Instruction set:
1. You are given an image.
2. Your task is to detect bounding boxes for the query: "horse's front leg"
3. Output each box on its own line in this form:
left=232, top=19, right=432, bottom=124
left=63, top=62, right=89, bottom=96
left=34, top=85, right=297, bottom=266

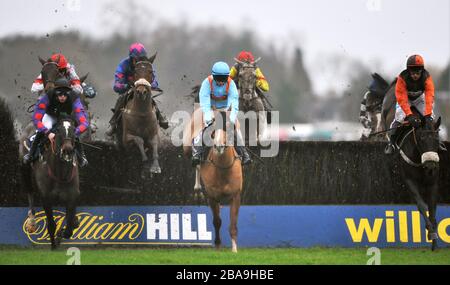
left=404, top=178, right=434, bottom=232
left=229, top=193, right=241, bottom=253
left=21, top=163, right=37, bottom=233
left=209, top=198, right=222, bottom=250
left=126, top=134, right=148, bottom=162
left=43, top=202, right=58, bottom=250
left=63, top=201, right=77, bottom=240
left=427, top=182, right=439, bottom=251
left=148, top=135, right=161, bottom=174
left=254, top=98, right=266, bottom=144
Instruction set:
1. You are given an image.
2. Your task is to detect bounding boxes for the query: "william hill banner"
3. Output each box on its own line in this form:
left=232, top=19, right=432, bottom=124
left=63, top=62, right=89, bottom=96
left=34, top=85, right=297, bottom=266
left=0, top=206, right=449, bottom=247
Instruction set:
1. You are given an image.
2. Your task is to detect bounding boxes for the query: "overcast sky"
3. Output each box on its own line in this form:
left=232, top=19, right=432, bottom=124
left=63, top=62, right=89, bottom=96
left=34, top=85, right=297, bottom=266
left=1, top=0, right=449, bottom=94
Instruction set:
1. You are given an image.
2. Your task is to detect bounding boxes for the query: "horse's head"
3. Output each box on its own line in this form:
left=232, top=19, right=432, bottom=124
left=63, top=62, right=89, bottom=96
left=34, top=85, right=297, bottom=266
left=54, top=116, right=76, bottom=163
left=415, top=117, right=441, bottom=175
left=237, top=62, right=257, bottom=101
left=38, top=56, right=64, bottom=92
left=132, top=53, right=157, bottom=101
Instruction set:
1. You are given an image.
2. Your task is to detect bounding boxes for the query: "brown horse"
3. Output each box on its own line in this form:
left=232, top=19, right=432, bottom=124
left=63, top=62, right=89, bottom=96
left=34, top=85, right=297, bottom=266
left=38, top=55, right=63, bottom=93
left=234, top=58, right=266, bottom=145
left=20, top=56, right=65, bottom=237
left=119, top=53, right=161, bottom=178
left=19, top=116, right=80, bottom=250
left=193, top=110, right=243, bottom=252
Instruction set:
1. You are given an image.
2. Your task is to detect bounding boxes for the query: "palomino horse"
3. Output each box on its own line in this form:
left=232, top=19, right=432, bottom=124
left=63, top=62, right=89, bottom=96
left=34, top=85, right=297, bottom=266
left=119, top=53, right=161, bottom=178
left=183, top=109, right=243, bottom=252
left=396, top=111, right=441, bottom=251
left=234, top=57, right=267, bottom=145
left=19, top=116, right=80, bottom=249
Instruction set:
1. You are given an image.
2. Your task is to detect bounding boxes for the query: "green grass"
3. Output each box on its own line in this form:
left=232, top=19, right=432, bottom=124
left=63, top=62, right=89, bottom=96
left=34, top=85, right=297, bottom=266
left=1, top=246, right=450, bottom=265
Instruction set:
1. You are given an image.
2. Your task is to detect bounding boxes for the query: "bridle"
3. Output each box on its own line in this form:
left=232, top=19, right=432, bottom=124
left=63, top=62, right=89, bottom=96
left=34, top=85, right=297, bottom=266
left=398, top=127, right=439, bottom=168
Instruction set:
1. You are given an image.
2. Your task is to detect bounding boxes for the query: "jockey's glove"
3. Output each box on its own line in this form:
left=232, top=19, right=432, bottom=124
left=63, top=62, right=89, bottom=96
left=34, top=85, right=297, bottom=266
left=424, top=115, right=434, bottom=130
left=205, top=119, right=214, bottom=129
left=406, top=114, right=421, bottom=128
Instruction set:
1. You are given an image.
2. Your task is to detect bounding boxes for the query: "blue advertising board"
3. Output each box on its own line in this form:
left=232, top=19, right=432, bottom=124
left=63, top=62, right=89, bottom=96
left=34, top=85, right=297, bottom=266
left=0, top=206, right=449, bottom=247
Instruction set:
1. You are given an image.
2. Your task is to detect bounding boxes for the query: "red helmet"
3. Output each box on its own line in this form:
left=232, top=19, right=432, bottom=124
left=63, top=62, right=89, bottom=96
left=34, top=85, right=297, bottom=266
left=407, top=54, right=424, bottom=69
left=50, top=53, right=68, bottom=70
left=236, top=50, right=255, bottom=63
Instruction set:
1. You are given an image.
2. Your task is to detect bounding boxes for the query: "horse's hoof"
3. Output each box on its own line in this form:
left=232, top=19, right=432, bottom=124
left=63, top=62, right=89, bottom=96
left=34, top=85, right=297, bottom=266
left=26, top=224, right=37, bottom=234
left=25, top=220, right=37, bottom=233
left=63, top=230, right=73, bottom=239
left=231, top=240, right=238, bottom=253
left=432, top=239, right=438, bottom=251
left=428, top=232, right=438, bottom=240
left=150, top=167, right=161, bottom=174
left=73, top=217, right=80, bottom=229
left=51, top=244, right=58, bottom=251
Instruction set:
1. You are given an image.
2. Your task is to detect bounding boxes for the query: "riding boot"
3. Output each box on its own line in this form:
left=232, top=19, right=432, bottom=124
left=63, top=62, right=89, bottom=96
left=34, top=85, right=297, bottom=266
left=75, top=138, right=88, bottom=168
left=23, top=132, right=44, bottom=164
left=106, top=95, right=126, bottom=137
left=155, top=104, right=169, bottom=129
left=384, top=121, right=401, bottom=155
left=235, top=127, right=252, bottom=165
left=192, top=131, right=204, bottom=167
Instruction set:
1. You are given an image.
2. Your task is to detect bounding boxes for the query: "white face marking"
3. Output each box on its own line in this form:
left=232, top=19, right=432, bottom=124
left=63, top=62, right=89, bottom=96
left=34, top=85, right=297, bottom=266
left=63, top=121, right=71, bottom=137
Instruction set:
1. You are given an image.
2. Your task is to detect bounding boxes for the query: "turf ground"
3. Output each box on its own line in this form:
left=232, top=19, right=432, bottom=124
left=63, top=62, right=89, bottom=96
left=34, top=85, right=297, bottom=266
left=0, top=246, right=450, bottom=265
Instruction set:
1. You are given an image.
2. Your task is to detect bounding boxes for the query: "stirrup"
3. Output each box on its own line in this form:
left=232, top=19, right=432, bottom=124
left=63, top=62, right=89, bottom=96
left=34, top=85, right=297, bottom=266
left=384, top=143, right=396, bottom=155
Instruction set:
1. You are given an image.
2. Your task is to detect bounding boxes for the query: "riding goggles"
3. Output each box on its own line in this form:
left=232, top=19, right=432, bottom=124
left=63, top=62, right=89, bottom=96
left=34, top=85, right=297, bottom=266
left=213, top=75, right=229, bottom=83
left=54, top=89, right=71, bottom=97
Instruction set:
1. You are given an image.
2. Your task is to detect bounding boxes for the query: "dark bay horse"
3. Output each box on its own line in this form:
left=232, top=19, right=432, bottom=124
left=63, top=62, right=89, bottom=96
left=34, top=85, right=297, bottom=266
left=20, top=56, right=64, bottom=237
left=119, top=53, right=161, bottom=178
left=234, top=57, right=266, bottom=145
left=397, top=112, right=441, bottom=251
left=38, top=55, right=63, bottom=92
left=19, top=116, right=80, bottom=249
left=198, top=110, right=243, bottom=253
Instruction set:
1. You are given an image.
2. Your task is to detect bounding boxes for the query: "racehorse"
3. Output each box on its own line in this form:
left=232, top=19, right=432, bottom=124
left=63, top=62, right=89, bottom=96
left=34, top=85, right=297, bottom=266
left=397, top=109, right=441, bottom=251
left=118, top=53, right=161, bottom=178
left=20, top=116, right=80, bottom=250
left=38, top=55, right=63, bottom=92
left=379, top=79, right=398, bottom=136
left=199, top=110, right=243, bottom=253
left=20, top=56, right=66, bottom=239
left=234, top=57, right=267, bottom=145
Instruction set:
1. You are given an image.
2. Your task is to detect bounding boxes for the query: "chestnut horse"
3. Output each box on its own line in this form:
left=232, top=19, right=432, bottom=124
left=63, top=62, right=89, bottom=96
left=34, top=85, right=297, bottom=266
left=183, top=109, right=243, bottom=252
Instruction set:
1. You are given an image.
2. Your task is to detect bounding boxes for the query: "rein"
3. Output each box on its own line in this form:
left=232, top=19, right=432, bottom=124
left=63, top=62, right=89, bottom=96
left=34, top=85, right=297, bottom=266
left=205, top=147, right=240, bottom=170
left=398, top=127, right=439, bottom=168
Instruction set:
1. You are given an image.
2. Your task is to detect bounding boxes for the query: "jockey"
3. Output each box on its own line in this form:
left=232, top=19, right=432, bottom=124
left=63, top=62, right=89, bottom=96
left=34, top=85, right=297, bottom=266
left=106, top=42, right=169, bottom=137
left=385, top=55, right=436, bottom=154
left=31, top=53, right=83, bottom=97
left=23, top=78, right=89, bottom=167
left=229, top=50, right=270, bottom=93
left=192, top=61, right=251, bottom=166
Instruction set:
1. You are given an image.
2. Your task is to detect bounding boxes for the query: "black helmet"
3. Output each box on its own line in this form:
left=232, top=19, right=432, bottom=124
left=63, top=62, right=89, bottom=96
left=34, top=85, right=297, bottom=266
left=54, top=78, right=72, bottom=90
left=52, top=78, right=72, bottom=97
